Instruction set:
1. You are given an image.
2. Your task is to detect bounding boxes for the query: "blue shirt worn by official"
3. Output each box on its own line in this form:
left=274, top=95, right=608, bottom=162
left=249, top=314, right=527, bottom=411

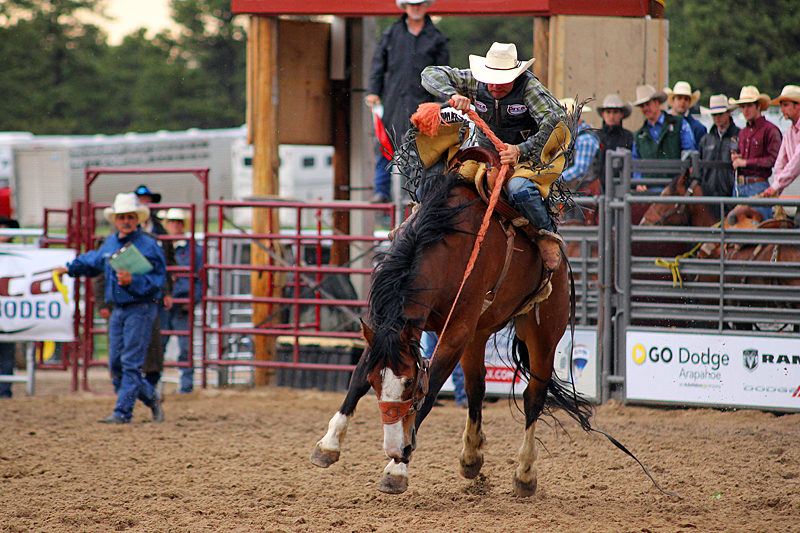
left=67, top=227, right=166, bottom=305
left=172, top=240, right=203, bottom=302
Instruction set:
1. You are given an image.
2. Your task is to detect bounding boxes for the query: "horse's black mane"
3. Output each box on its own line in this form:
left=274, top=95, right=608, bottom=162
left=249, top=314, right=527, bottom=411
left=365, top=171, right=475, bottom=372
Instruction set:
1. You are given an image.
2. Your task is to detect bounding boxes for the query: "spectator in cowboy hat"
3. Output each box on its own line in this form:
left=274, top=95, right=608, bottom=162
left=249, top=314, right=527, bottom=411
left=54, top=193, right=166, bottom=424
left=365, top=0, right=449, bottom=204
left=592, top=94, right=634, bottom=191
left=762, top=85, right=800, bottom=227
left=665, top=81, right=707, bottom=146
left=729, top=86, right=782, bottom=221
left=697, top=94, right=741, bottom=220
left=630, top=84, right=696, bottom=188
left=161, top=208, right=203, bottom=394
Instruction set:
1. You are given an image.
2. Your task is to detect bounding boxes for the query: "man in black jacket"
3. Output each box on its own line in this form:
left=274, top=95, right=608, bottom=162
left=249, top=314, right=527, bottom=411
left=697, top=94, right=740, bottom=220
left=593, top=94, right=634, bottom=192
left=366, top=0, right=449, bottom=203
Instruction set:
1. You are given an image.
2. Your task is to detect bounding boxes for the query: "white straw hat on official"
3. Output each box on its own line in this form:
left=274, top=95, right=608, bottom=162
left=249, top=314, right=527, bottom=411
left=164, top=208, right=189, bottom=224
left=728, top=86, right=771, bottom=111
left=469, top=43, right=535, bottom=85
left=103, top=193, right=150, bottom=225
left=559, top=97, right=592, bottom=116
left=596, top=94, right=632, bottom=119
left=770, top=85, right=800, bottom=105
left=664, top=81, right=700, bottom=108
left=630, top=84, right=667, bottom=107
left=396, top=0, right=432, bottom=8
left=700, top=94, right=736, bottom=115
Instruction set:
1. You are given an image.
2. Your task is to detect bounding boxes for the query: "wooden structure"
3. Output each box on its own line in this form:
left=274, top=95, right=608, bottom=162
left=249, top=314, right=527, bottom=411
left=232, top=0, right=667, bottom=382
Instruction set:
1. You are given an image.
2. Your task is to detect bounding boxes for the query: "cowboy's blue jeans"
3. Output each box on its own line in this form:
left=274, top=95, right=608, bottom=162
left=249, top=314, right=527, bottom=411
left=734, top=181, right=772, bottom=222
left=374, top=153, right=392, bottom=199
left=506, top=177, right=554, bottom=232
left=163, top=307, right=193, bottom=393
left=0, top=342, right=15, bottom=398
left=422, top=332, right=466, bottom=403
left=109, top=301, right=159, bottom=421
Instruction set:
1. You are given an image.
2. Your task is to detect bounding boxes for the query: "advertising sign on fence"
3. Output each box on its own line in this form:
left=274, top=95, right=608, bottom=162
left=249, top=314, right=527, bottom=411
left=440, top=327, right=598, bottom=401
left=0, top=247, right=76, bottom=342
left=626, top=330, right=800, bottom=411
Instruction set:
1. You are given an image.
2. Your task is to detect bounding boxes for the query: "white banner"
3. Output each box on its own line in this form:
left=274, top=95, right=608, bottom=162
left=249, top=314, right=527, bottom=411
left=0, top=247, right=76, bottom=341
left=626, top=330, right=800, bottom=411
left=439, top=327, right=598, bottom=400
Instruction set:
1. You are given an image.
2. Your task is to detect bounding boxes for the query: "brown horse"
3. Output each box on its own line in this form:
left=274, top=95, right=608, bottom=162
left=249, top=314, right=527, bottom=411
left=310, top=171, right=592, bottom=496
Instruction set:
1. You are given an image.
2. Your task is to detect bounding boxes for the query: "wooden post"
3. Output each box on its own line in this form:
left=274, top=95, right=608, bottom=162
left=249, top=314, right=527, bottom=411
left=533, top=17, right=550, bottom=88
left=331, top=78, right=351, bottom=266
left=249, top=15, right=280, bottom=386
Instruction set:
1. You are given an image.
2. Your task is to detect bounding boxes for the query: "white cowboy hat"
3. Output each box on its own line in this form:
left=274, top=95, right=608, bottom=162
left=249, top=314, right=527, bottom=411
left=469, top=43, right=535, bottom=85
left=395, top=0, right=432, bottom=8
left=700, top=94, right=736, bottom=115
left=630, top=84, right=667, bottom=107
left=596, top=94, right=632, bottom=119
left=770, top=85, right=800, bottom=106
left=103, top=193, right=150, bottom=225
left=664, top=81, right=700, bottom=108
left=559, top=98, right=592, bottom=115
left=164, top=208, right=189, bottom=223
left=728, top=86, right=771, bottom=111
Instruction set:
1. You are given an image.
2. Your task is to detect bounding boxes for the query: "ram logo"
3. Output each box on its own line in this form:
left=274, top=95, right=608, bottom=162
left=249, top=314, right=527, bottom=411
left=742, top=349, right=758, bottom=372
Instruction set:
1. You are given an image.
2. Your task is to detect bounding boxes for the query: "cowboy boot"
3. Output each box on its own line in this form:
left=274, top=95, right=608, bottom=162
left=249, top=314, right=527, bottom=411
left=535, top=229, right=563, bottom=272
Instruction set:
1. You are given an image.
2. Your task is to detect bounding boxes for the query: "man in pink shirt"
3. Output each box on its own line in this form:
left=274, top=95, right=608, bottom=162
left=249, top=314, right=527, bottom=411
left=762, top=86, right=800, bottom=226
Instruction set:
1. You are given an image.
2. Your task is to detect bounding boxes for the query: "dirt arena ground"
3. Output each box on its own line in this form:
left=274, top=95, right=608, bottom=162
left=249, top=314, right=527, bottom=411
left=1, top=370, right=798, bottom=533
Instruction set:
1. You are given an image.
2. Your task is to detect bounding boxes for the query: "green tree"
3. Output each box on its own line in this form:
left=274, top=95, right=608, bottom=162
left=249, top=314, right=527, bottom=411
left=0, top=0, right=111, bottom=133
left=168, top=0, right=247, bottom=128
left=666, top=0, right=800, bottom=100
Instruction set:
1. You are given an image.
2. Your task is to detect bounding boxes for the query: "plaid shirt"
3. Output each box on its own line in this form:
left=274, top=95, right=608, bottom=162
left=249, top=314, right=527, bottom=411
left=561, top=121, right=599, bottom=182
left=421, top=66, right=565, bottom=163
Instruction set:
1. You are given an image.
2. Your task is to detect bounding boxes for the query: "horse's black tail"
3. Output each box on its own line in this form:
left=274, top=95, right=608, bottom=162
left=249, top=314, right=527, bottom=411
left=510, top=335, right=594, bottom=432
left=510, top=334, right=680, bottom=498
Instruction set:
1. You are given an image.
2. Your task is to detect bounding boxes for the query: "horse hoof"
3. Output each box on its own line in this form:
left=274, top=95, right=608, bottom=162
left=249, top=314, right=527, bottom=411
left=377, top=473, right=408, bottom=494
left=460, top=455, right=484, bottom=479
left=310, top=445, right=339, bottom=468
left=513, top=475, right=538, bottom=497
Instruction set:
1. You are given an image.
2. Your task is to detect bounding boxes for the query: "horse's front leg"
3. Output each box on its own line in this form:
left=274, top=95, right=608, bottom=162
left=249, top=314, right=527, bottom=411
left=310, top=354, right=372, bottom=468
left=458, top=338, right=489, bottom=479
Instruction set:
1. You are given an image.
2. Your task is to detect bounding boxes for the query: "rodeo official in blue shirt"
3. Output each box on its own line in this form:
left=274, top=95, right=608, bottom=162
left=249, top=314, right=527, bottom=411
left=55, top=193, right=166, bottom=424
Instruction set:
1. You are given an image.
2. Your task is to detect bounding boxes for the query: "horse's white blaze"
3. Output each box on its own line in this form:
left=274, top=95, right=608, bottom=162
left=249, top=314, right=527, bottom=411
left=317, top=412, right=350, bottom=452
left=380, top=367, right=407, bottom=458
left=383, top=459, right=409, bottom=479
left=380, top=367, right=404, bottom=401
left=515, top=422, right=538, bottom=484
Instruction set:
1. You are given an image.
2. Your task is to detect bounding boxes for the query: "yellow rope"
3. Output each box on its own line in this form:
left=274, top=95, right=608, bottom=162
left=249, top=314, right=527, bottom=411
left=654, top=242, right=704, bottom=288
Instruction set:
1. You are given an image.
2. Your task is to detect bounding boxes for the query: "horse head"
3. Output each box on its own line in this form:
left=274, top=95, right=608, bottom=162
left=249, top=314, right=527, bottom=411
left=639, top=171, right=714, bottom=227
left=361, top=320, right=428, bottom=465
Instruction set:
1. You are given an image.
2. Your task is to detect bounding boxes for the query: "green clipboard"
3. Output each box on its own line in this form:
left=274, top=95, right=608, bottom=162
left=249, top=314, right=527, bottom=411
left=107, top=243, right=153, bottom=275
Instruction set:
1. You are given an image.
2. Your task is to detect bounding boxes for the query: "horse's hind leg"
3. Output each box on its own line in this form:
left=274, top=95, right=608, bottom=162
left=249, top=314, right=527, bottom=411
left=310, top=351, right=372, bottom=468
left=512, top=299, right=566, bottom=496
left=458, top=338, right=490, bottom=479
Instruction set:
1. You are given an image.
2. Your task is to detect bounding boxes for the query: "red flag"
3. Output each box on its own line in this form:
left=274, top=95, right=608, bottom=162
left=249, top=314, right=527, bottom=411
left=372, top=110, right=394, bottom=159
